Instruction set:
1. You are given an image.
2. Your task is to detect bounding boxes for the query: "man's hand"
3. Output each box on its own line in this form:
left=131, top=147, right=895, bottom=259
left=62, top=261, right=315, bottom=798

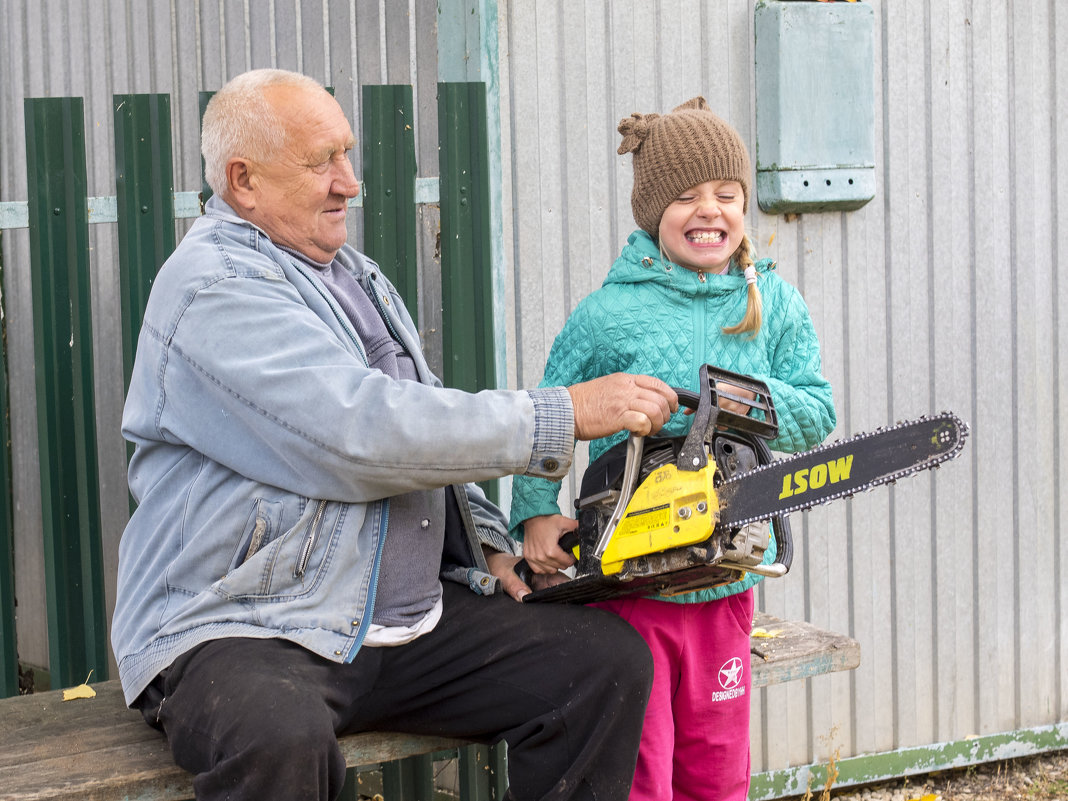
left=484, top=549, right=570, bottom=602
left=519, top=515, right=578, bottom=574
left=568, top=373, right=677, bottom=441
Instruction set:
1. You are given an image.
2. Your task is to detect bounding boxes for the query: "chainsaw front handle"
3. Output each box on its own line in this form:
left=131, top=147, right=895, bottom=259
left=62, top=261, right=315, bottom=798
left=675, top=367, right=793, bottom=576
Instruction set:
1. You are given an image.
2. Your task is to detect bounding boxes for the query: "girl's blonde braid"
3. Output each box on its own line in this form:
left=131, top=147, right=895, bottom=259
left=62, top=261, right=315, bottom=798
left=722, top=234, right=763, bottom=338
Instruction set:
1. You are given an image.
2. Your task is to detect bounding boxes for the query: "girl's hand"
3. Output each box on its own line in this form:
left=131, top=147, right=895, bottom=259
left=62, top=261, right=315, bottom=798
left=519, top=514, right=579, bottom=574
left=483, top=548, right=570, bottom=602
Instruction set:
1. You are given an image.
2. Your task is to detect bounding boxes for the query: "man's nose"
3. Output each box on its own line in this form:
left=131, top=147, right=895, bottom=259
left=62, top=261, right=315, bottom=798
left=334, top=158, right=361, bottom=198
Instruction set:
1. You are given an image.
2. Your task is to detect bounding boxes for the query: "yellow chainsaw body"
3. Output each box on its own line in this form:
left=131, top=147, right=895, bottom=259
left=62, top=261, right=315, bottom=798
left=601, top=461, right=720, bottom=575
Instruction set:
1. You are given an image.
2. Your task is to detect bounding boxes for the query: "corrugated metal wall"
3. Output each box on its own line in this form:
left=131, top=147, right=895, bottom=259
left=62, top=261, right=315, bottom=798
left=498, top=0, right=1066, bottom=778
left=1, top=0, right=1065, bottom=787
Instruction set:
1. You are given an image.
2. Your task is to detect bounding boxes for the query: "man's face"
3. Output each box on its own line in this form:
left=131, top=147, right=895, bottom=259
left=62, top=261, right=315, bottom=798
left=241, top=85, right=360, bottom=263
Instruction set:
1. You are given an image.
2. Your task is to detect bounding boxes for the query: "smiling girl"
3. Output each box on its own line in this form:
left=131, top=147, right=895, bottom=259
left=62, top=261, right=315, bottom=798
left=508, top=97, right=836, bottom=800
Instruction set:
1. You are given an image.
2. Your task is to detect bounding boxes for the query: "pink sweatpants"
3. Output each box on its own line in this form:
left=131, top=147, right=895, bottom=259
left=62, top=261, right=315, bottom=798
left=594, top=590, right=754, bottom=801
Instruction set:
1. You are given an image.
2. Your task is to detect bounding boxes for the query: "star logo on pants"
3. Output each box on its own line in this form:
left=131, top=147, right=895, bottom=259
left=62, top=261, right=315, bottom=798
left=719, top=656, right=743, bottom=690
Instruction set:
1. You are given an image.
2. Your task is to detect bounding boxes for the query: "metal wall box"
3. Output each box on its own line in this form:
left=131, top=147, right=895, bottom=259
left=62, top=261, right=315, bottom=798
left=754, top=0, right=875, bottom=214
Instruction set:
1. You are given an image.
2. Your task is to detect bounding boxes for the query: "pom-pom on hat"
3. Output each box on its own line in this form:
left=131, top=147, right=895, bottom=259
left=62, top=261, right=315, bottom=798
left=618, top=96, right=751, bottom=235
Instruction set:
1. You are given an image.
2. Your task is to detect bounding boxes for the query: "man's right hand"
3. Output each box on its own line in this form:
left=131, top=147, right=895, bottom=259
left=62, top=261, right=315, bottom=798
left=568, top=373, right=677, bottom=441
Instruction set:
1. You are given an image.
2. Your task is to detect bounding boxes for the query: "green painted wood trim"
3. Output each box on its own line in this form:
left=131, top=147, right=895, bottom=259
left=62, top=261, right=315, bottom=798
left=436, top=0, right=507, bottom=402
left=748, top=723, right=1068, bottom=800
left=114, top=93, right=177, bottom=392
left=0, top=232, right=17, bottom=699
left=23, top=97, right=108, bottom=689
left=489, top=743, right=507, bottom=799
left=361, top=84, right=419, bottom=311
left=381, top=752, right=436, bottom=800
left=457, top=743, right=507, bottom=800
left=437, top=82, right=494, bottom=394
left=457, top=744, right=491, bottom=801
left=438, top=81, right=497, bottom=503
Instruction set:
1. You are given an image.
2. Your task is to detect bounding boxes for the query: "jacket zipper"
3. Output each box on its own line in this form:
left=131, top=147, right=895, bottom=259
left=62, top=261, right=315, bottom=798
left=294, top=499, right=328, bottom=579
left=345, top=500, right=389, bottom=661
left=297, top=262, right=414, bottom=653
left=367, top=273, right=413, bottom=360
left=693, top=297, right=707, bottom=394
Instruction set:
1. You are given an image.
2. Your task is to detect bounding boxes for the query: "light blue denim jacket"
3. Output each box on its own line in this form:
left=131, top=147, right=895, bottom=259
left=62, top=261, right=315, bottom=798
left=112, top=198, right=575, bottom=705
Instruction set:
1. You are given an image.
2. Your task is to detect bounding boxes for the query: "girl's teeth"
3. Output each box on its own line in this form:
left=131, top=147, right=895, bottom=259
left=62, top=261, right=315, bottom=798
left=687, top=231, right=723, bottom=244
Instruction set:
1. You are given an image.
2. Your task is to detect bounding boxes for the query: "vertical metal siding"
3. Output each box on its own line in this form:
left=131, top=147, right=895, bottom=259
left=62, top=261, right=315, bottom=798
left=498, top=0, right=1066, bottom=778
left=0, top=0, right=1064, bottom=787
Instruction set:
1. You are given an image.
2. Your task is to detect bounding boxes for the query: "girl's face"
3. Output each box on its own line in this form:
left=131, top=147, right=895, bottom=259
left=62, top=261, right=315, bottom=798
left=657, top=180, right=745, bottom=274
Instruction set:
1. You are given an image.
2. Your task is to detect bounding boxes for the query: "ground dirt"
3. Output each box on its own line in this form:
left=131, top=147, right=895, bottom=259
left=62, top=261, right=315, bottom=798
left=783, top=748, right=1068, bottom=801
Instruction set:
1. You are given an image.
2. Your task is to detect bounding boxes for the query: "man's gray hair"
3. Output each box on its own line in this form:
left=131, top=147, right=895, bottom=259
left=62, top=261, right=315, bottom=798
left=201, top=69, right=326, bottom=197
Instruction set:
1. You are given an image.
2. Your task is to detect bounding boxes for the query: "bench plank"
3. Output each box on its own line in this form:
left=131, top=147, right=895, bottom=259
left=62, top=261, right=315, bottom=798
left=751, top=611, right=860, bottom=687
left=0, top=614, right=858, bottom=801
left=0, top=681, right=466, bottom=801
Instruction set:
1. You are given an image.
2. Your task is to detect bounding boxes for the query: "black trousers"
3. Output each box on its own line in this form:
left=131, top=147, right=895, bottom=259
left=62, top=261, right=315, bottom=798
left=138, top=582, right=653, bottom=801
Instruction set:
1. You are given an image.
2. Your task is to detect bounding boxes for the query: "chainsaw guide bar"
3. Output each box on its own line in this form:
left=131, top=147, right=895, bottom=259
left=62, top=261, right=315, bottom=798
left=715, top=412, right=968, bottom=529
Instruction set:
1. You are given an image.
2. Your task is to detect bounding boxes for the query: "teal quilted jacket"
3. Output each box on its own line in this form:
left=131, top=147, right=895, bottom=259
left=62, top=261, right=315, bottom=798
left=508, top=229, right=836, bottom=602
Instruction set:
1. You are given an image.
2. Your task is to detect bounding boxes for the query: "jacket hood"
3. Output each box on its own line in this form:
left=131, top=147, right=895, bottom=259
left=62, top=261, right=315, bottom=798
left=605, top=229, right=775, bottom=297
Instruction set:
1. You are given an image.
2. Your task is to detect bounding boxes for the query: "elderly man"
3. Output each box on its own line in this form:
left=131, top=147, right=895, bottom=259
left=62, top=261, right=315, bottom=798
left=111, top=69, right=676, bottom=801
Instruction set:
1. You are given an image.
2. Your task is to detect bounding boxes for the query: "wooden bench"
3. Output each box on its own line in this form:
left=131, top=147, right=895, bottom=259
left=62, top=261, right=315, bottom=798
left=0, top=613, right=858, bottom=801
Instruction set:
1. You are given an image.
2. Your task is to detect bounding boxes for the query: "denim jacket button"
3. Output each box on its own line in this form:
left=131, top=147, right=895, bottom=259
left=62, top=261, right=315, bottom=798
left=542, top=458, right=559, bottom=472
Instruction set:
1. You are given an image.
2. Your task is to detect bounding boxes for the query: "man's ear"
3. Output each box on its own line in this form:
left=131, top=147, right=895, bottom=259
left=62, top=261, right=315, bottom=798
left=226, top=158, right=257, bottom=211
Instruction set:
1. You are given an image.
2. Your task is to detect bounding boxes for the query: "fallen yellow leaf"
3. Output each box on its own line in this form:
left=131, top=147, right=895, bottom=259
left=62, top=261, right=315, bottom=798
left=905, top=794, right=938, bottom=801
left=62, top=684, right=96, bottom=701
left=62, top=671, right=97, bottom=701
left=751, top=627, right=782, bottom=639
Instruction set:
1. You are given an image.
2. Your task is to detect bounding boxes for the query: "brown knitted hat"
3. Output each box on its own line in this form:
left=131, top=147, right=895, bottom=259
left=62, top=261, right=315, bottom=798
left=618, top=96, right=751, bottom=235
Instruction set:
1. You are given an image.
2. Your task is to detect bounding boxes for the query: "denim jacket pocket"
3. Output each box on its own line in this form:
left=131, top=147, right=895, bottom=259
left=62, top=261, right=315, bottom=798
left=229, top=498, right=285, bottom=570
left=216, top=499, right=337, bottom=601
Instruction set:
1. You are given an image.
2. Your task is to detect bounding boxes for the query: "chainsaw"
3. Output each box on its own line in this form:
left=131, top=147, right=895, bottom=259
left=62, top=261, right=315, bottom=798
left=517, top=364, right=968, bottom=604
